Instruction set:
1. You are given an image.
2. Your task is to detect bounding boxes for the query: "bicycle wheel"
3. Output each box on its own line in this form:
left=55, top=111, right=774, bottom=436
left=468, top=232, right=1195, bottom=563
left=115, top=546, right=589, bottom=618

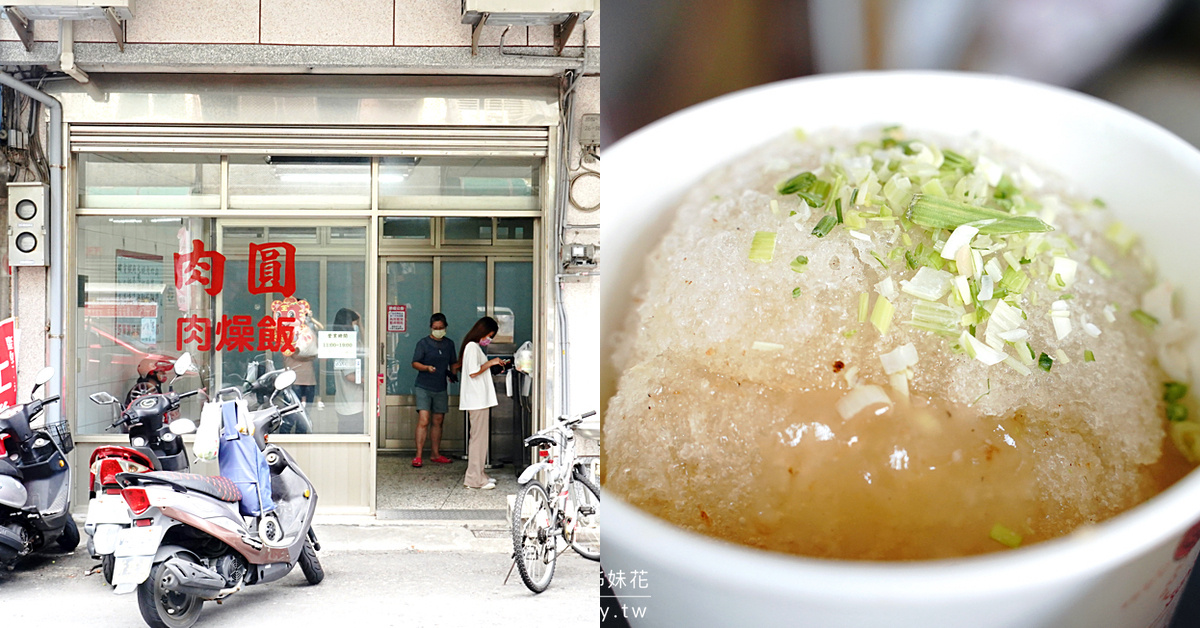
left=568, top=467, right=601, bottom=561
left=512, top=480, right=556, bottom=593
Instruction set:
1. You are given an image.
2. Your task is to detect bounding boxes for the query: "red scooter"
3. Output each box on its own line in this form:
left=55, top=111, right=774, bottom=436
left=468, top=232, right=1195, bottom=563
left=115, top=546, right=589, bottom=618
left=84, top=353, right=201, bottom=584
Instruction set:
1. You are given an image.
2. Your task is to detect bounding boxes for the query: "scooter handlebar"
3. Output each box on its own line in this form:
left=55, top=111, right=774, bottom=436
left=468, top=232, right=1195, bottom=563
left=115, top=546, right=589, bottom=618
left=276, top=402, right=302, bottom=416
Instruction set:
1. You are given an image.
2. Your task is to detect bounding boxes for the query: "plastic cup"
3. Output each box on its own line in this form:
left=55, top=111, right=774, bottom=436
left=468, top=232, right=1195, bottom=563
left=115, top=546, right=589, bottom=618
left=602, top=71, right=1200, bottom=628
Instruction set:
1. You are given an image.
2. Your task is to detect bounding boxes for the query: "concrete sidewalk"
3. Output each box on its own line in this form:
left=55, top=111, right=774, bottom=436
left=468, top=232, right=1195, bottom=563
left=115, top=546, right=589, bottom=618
left=0, top=519, right=598, bottom=628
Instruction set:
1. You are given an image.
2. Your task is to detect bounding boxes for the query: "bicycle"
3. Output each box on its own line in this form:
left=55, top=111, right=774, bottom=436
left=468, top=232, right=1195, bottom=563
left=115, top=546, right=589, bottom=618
left=509, top=410, right=600, bottom=593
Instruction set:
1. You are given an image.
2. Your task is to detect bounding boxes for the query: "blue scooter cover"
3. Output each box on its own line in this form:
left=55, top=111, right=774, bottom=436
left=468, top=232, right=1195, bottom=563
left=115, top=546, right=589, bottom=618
left=217, top=401, right=275, bottom=516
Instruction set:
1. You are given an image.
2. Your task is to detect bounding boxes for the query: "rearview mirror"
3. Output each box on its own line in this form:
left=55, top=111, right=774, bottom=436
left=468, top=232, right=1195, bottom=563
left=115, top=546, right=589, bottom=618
left=174, top=353, right=193, bottom=376
left=168, top=418, right=196, bottom=435
left=31, top=366, right=54, bottom=397
left=274, top=369, right=297, bottom=390
left=89, top=391, right=119, bottom=405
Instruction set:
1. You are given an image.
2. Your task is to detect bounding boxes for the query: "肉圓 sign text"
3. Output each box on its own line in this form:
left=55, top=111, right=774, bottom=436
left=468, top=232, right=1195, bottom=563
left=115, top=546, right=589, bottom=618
left=172, top=239, right=301, bottom=353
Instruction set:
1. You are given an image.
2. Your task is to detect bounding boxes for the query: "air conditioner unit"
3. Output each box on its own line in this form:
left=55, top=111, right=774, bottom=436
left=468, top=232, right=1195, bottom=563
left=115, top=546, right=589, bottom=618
left=461, top=0, right=596, bottom=55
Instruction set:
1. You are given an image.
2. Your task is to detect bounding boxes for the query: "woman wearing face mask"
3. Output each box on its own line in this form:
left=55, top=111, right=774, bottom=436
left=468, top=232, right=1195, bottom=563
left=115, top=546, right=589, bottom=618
left=332, top=308, right=365, bottom=433
left=411, top=312, right=458, bottom=467
left=459, top=316, right=505, bottom=490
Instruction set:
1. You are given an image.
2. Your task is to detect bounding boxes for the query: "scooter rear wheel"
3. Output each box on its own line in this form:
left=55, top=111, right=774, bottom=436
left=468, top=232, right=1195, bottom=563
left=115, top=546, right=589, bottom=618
left=137, top=558, right=204, bottom=628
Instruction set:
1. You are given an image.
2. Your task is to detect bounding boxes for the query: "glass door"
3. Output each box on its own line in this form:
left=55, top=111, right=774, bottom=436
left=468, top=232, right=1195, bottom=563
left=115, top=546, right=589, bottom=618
left=380, top=259, right=433, bottom=450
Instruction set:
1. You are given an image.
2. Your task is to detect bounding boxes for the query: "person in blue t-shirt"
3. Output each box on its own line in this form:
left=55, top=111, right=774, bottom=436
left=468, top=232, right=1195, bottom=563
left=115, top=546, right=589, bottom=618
left=411, top=312, right=458, bottom=467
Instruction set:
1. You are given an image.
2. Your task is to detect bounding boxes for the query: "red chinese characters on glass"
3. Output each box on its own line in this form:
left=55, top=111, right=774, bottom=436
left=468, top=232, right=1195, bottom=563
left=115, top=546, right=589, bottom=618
left=215, top=315, right=256, bottom=352
left=176, top=315, right=212, bottom=352
left=248, top=242, right=297, bottom=298
left=255, top=316, right=298, bottom=353
left=173, top=239, right=226, bottom=297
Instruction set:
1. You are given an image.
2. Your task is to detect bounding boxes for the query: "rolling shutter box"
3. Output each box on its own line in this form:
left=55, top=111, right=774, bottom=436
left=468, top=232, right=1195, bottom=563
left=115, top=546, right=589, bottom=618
left=69, top=125, right=550, bottom=157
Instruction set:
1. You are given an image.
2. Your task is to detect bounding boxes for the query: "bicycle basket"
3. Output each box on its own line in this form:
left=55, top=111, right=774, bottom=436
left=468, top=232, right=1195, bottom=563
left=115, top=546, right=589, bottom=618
left=46, top=421, right=74, bottom=454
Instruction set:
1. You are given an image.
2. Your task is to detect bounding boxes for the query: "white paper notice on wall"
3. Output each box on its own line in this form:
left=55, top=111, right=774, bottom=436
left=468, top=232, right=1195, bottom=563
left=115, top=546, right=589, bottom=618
left=318, top=331, right=357, bottom=359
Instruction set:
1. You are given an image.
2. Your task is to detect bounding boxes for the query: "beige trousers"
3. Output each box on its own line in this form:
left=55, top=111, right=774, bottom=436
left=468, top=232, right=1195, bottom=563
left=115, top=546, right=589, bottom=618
left=463, top=408, right=492, bottom=488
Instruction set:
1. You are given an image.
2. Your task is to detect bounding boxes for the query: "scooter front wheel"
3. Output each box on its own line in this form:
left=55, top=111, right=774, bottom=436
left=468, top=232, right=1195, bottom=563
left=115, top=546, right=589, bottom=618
left=137, top=558, right=204, bottom=628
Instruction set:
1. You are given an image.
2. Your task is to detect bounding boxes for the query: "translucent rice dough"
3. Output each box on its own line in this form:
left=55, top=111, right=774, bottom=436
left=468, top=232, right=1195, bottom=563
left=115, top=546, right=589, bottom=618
left=604, top=130, right=1192, bottom=560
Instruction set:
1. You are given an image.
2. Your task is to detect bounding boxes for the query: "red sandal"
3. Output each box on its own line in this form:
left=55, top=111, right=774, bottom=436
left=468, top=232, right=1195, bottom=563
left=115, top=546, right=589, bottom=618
left=430, top=455, right=452, bottom=464
left=411, top=457, right=423, bottom=468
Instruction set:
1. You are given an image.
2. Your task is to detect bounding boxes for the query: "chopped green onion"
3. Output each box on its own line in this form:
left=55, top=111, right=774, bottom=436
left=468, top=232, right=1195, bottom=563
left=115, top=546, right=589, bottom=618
left=858, top=292, right=871, bottom=323
left=1084, top=349, right=1095, bottom=362
left=869, top=250, right=888, bottom=269
left=769, top=199, right=780, bottom=215
left=812, top=215, right=838, bottom=238
left=835, top=198, right=844, bottom=224
left=844, top=329, right=857, bottom=338
left=792, top=287, right=802, bottom=298
left=1038, top=352, right=1053, bottom=372
left=907, top=300, right=961, bottom=336
left=1089, top=256, right=1113, bottom=279
left=790, top=255, right=809, bottom=273
left=989, top=523, right=1023, bottom=549
left=749, top=231, right=777, bottom=263
left=998, top=266, right=1031, bottom=295
left=870, top=297, right=895, bottom=335
left=844, top=211, right=867, bottom=229
left=1131, top=309, right=1159, bottom=329
left=1092, top=197, right=1106, bottom=208
left=907, top=195, right=1053, bottom=235
left=1168, top=403, right=1189, bottom=423
left=1165, top=382, right=1189, bottom=403
left=941, top=149, right=974, bottom=173
left=920, top=178, right=949, bottom=198
left=905, top=250, right=919, bottom=270
left=777, top=172, right=817, bottom=195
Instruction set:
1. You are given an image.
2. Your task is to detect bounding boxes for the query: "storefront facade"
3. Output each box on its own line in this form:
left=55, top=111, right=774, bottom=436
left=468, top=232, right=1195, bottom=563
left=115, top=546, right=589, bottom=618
left=54, top=74, right=565, bottom=513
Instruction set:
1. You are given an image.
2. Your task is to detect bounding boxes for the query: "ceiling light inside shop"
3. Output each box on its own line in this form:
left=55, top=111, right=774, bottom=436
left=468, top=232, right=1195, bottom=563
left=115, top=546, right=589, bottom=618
left=267, top=156, right=417, bottom=184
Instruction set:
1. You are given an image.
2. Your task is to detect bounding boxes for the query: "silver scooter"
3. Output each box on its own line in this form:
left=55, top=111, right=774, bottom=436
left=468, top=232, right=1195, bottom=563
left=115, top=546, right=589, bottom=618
left=0, top=366, right=77, bottom=568
left=109, top=370, right=323, bottom=628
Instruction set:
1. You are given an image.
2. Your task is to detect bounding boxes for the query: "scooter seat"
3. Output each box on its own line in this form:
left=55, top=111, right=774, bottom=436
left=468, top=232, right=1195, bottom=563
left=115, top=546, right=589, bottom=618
left=140, top=471, right=242, bottom=503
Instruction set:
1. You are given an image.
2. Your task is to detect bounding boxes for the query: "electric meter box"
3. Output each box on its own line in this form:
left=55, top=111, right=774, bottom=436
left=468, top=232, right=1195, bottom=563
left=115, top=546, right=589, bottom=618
left=7, top=182, right=50, bottom=267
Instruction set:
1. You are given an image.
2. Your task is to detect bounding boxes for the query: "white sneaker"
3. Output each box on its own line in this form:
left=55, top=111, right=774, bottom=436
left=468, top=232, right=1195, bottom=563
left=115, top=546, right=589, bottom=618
left=480, top=481, right=496, bottom=490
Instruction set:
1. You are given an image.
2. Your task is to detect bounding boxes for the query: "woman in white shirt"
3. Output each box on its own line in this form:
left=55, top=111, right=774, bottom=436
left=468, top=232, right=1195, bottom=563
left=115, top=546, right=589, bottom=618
left=458, top=316, right=506, bottom=490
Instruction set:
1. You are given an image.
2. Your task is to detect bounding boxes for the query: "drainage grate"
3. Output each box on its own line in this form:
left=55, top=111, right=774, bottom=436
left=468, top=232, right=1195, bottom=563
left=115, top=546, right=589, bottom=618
left=470, top=529, right=510, bottom=539
left=376, top=509, right=507, bottom=521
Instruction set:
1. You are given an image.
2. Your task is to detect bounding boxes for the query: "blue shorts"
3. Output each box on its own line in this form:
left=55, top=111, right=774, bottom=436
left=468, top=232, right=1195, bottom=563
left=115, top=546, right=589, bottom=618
left=414, top=387, right=449, bottom=414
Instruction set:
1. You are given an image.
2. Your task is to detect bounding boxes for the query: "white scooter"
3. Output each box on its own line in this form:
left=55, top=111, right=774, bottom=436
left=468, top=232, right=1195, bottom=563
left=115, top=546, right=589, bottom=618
left=109, top=370, right=322, bottom=628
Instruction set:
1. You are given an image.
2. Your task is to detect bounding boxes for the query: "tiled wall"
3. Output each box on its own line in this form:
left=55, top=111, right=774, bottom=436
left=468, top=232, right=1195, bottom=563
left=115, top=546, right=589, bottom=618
left=0, top=0, right=600, bottom=48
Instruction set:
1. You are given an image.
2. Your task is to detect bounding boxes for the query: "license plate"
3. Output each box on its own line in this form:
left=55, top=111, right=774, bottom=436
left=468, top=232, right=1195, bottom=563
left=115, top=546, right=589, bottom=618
left=112, top=555, right=155, bottom=588
left=84, top=495, right=131, bottom=528
left=92, top=523, right=123, bottom=556
left=113, top=524, right=163, bottom=558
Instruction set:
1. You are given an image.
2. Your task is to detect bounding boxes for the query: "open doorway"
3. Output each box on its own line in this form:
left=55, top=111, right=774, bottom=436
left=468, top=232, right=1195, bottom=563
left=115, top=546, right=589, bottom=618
left=375, top=217, right=536, bottom=518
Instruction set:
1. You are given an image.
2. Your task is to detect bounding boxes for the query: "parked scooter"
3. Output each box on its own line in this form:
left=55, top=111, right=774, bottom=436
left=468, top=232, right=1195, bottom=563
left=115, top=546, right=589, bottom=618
left=84, top=353, right=201, bottom=583
left=110, top=369, right=323, bottom=628
left=232, top=354, right=311, bottom=434
left=0, top=366, right=78, bottom=568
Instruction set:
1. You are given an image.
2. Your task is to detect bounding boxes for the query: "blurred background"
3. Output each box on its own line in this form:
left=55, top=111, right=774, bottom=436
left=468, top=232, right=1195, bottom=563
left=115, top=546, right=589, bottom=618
left=603, top=0, right=1200, bottom=149
left=600, top=1, right=1200, bottom=626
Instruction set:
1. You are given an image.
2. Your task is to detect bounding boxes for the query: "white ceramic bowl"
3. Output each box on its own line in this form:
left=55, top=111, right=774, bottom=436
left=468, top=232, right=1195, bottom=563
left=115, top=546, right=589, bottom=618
left=602, top=71, right=1200, bottom=628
